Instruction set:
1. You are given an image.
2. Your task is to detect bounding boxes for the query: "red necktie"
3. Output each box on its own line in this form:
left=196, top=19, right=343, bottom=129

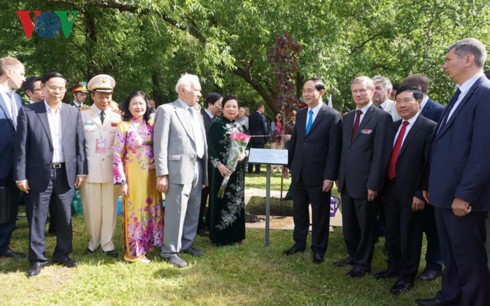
left=388, top=121, right=409, bottom=179
left=351, top=110, right=362, bottom=142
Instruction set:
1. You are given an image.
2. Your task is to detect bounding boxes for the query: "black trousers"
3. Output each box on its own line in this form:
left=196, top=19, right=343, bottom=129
left=341, top=193, right=377, bottom=270
left=292, top=178, right=330, bottom=255
left=421, top=204, right=442, bottom=271
left=384, top=193, right=424, bottom=282
left=26, top=166, right=74, bottom=263
left=434, top=208, right=490, bottom=306
left=0, top=171, right=20, bottom=253
left=247, top=143, right=265, bottom=173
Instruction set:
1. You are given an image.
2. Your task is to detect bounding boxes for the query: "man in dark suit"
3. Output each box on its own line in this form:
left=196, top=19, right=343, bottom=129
left=247, top=103, right=268, bottom=174
left=335, top=76, right=394, bottom=278
left=282, top=78, right=342, bottom=264
left=0, top=56, right=26, bottom=259
left=375, top=86, right=436, bottom=294
left=22, top=76, right=43, bottom=104
left=400, top=74, right=445, bottom=281
left=416, top=38, right=490, bottom=306
left=198, top=92, right=222, bottom=235
left=15, top=72, right=87, bottom=277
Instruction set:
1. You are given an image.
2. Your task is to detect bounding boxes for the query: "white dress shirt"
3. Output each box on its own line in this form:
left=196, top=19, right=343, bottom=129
left=305, top=102, right=323, bottom=129
left=393, top=112, right=420, bottom=147
left=44, top=101, right=64, bottom=163
left=446, top=72, right=484, bottom=121
left=355, top=102, right=373, bottom=125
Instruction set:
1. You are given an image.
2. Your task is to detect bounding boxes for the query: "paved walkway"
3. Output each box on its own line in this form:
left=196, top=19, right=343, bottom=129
left=244, top=188, right=342, bottom=230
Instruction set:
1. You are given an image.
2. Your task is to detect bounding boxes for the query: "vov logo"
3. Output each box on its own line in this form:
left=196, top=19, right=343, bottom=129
left=17, top=10, right=79, bottom=39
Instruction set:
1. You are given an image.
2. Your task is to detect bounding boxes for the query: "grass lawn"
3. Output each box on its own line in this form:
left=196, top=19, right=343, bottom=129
left=0, top=174, right=441, bottom=305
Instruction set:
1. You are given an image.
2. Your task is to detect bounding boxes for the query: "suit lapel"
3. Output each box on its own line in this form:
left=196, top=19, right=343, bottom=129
left=173, top=101, right=195, bottom=141
left=398, top=117, right=421, bottom=159
left=437, top=77, right=484, bottom=138
left=61, top=106, right=70, bottom=142
left=306, top=105, right=325, bottom=137
left=36, top=102, right=54, bottom=148
left=0, top=94, right=16, bottom=130
left=351, top=105, right=374, bottom=144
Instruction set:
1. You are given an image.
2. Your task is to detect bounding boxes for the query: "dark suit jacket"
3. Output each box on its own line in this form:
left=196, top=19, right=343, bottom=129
left=428, top=76, right=490, bottom=211
left=338, top=105, right=394, bottom=199
left=248, top=111, right=268, bottom=144
left=14, top=101, right=87, bottom=193
left=0, top=93, right=22, bottom=179
left=421, top=98, right=445, bottom=123
left=201, top=108, right=213, bottom=133
left=288, top=104, right=342, bottom=185
left=383, top=115, right=436, bottom=201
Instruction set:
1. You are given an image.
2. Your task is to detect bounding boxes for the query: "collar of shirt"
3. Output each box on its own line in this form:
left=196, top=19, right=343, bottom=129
left=457, top=72, right=485, bottom=94
left=308, top=101, right=323, bottom=116
left=73, top=101, right=82, bottom=108
left=94, top=106, right=110, bottom=116
left=357, top=102, right=372, bottom=113
left=0, top=87, right=10, bottom=95
left=177, top=99, right=193, bottom=111
left=44, top=100, right=62, bottom=113
left=420, top=95, right=429, bottom=111
left=204, top=108, right=214, bottom=119
left=405, top=111, right=420, bottom=125
left=393, top=112, right=420, bottom=146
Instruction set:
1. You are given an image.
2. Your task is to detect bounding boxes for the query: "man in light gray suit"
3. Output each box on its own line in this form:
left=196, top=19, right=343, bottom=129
left=154, top=73, right=208, bottom=268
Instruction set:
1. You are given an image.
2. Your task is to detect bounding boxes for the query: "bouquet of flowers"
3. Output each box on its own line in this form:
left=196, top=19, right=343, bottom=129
left=217, top=131, right=251, bottom=198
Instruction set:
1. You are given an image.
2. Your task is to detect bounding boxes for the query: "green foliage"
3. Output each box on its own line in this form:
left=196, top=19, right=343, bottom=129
left=1, top=0, right=489, bottom=111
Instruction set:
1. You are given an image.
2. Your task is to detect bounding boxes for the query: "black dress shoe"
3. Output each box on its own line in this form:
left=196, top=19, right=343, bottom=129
left=415, top=298, right=445, bottom=306
left=390, top=279, right=413, bottom=295
left=54, top=257, right=78, bottom=268
left=182, top=247, right=204, bottom=257
left=374, top=269, right=399, bottom=280
left=312, top=253, right=324, bottom=264
left=104, top=249, right=118, bottom=258
left=334, top=256, right=353, bottom=267
left=27, top=262, right=48, bottom=277
left=0, top=248, right=26, bottom=258
left=84, top=248, right=96, bottom=255
left=346, top=266, right=370, bottom=278
left=283, top=245, right=306, bottom=256
left=418, top=269, right=441, bottom=281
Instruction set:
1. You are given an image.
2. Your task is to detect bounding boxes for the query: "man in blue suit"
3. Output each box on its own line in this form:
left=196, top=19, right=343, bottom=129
left=416, top=38, right=490, bottom=306
left=15, top=72, right=87, bottom=277
left=400, top=74, right=445, bottom=281
left=0, top=57, right=25, bottom=259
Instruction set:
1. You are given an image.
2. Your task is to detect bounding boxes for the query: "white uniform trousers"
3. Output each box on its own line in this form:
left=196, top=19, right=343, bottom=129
left=80, top=182, right=119, bottom=252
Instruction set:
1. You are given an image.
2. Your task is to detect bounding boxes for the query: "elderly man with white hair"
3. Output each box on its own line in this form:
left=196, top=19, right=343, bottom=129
left=153, top=73, right=208, bottom=268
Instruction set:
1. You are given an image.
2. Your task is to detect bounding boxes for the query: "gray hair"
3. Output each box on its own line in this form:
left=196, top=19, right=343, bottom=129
left=448, top=38, right=487, bottom=68
left=372, top=75, right=393, bottom=90
left=175, top=73, right=200, bottom=93
left=351, top=76, right=375, bottom=90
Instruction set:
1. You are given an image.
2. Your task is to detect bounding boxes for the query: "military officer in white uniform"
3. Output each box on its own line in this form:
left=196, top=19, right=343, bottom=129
left=80, top=74, right=121, bottom=257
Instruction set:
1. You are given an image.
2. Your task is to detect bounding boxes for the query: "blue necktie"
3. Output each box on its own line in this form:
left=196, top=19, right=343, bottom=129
left=306, top=109, right=313, bottom=135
